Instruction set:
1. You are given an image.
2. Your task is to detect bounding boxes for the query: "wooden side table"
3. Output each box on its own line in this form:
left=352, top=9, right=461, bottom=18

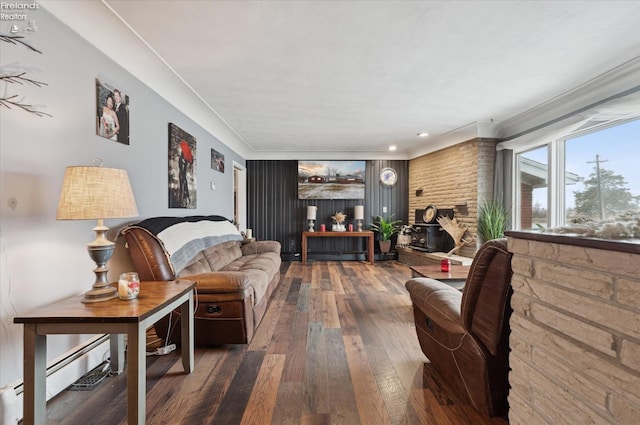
left=14, top=279, right=196, bottom=425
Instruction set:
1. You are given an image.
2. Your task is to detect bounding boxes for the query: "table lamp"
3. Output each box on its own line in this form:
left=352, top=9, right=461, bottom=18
left=354, top=205, right=364, bottom=231
left=307, top=206, right=317, bottom=232
left=56, top=162, right=139, bottom=303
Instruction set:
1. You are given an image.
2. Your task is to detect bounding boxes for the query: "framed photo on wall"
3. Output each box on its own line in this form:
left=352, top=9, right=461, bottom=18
left=168, top=123, right=197, bottom=209
left=211, top=148, right=225, bottom=173
left=298, top=160, right=366, bottom=199
left=95, top=76, right=130, bottom=145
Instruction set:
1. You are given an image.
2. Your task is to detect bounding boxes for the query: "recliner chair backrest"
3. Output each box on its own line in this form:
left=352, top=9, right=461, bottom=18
left=460, top=238, right=513, bottom=355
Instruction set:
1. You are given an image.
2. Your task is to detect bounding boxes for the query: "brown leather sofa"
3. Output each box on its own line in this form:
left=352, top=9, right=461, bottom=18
left=122, top=216, right=281, bottom=346
left=405, top=238, right=513, bottom=417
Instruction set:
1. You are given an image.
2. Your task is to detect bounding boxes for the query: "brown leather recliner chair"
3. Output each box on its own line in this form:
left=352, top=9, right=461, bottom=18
left=405, top=238, right=513, bottom=417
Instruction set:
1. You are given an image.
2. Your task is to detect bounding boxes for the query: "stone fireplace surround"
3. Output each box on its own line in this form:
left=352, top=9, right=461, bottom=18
left=506, top=231, right=640, bottom=424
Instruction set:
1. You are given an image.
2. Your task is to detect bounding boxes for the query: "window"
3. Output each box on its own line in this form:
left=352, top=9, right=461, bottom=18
left=564, top=119, right=640, bottom=222
left=513, top=118, right=640, bottom=230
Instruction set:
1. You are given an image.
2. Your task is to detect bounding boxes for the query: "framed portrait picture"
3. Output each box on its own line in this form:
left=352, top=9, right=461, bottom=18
left=168, top=123, right=197, bottom=209
left=95, top=77, right=130, bottom=145
left=211, top=148, right=225, bottom=173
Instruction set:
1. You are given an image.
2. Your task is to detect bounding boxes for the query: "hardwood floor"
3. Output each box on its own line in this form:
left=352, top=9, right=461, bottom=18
left=45, top=261, right=509, bottom=425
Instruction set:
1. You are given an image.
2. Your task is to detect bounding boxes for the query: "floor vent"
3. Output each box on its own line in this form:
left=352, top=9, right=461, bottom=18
left=69, top=362, right=110, bottom=391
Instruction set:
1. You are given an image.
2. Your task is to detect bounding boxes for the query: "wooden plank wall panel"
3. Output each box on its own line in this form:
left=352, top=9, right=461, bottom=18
left=247, top=160, right=409, bottom=259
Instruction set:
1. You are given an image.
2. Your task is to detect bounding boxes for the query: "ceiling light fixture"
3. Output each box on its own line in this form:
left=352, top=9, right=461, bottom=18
left=388, top=145, right=397, bottom=151
left=417, top=132, right=429, bottom=137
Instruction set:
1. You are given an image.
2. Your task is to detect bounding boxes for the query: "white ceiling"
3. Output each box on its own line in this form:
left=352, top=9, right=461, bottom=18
left=81, top=1, right=640, bottom=158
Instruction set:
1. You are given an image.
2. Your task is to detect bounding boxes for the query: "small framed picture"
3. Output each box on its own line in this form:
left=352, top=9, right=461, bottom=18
left=95, top=77, right=130, bottom=145
left=211, top=148, right=225, bottom=173
left=168, top=123, right=197, bottom=209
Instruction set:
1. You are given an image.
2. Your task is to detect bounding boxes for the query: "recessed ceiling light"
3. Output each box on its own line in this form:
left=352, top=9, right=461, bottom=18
left=417, top=132, right=429, bottom=137
left=388, top=145, right=397, bottom=151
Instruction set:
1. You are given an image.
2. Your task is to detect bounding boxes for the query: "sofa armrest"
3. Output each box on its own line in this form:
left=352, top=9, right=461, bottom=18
left=241, top=240, right=281, bottom=256
left=406, top=278, right=464, bottom=335
left=123, top=226, right=175, bottom=281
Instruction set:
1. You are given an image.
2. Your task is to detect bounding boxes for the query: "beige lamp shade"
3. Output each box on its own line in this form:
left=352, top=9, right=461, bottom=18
left=354, top=205, right=364, bottom=220
left=56, top=166, right=139, bottom=220
left=306, top=206, right=317, bottom=220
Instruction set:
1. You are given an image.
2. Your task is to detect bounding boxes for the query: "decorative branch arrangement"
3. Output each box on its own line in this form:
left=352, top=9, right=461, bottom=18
left=437, top=216, right=475, bottom=255
left=0, top=34, right=42, bottom=54
left=0, top=34, right=51, bottom=117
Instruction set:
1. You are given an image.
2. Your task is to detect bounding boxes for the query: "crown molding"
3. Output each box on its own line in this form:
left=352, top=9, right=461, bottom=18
left=496, top=56, right=640, bottom=142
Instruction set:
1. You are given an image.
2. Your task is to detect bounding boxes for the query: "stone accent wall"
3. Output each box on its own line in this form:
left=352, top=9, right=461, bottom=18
left=408, top=138, right=498, bottom=257
left=507, top=232, right=640, bottom=424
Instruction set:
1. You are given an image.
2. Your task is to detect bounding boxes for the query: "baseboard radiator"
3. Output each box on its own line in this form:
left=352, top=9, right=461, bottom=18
left=0, top=334, right=109, bottom=424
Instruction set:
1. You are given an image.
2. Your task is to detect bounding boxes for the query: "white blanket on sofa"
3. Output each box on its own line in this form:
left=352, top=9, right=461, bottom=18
left=157, top=220, right=242, bottom=273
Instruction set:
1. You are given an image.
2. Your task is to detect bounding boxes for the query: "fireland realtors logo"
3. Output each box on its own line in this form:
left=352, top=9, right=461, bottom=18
left=1, top=1, right=39, bottom=33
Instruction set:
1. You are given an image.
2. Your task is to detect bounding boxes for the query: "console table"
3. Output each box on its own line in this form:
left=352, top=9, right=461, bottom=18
left=302, top=230, right=375, bottom=265
left=14, top=279, right=196, bottom=425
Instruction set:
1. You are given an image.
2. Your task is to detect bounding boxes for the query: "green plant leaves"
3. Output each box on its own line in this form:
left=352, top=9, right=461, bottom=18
left=370, top=215, right=402, bottom=240
left=477, top=200, right=508, bottom=242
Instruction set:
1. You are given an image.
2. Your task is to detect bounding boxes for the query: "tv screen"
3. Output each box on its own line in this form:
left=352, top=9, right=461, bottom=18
left=298, top=160, right=366, bottom=199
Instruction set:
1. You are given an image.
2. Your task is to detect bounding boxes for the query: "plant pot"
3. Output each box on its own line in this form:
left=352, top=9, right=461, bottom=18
left=379, top=240, right=391, bottom=253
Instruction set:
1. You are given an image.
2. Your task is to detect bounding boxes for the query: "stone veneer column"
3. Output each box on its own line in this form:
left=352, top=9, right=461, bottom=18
left=506, top=231, right=640, bottom=424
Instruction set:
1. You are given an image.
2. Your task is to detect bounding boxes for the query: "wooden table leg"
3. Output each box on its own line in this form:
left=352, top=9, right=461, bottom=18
left=302, top=233, right=308, bottom=265
left=109, top=333, right=125, bottom=374
left=22, top=324, right=46, bottom=425
left=127, top=323, right=146, bottom=424
left=367, top=234, right=375, bottom=264
left=180, top=291, right=194, bottom=373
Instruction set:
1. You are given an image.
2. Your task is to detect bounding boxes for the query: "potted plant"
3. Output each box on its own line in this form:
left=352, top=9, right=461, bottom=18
left=370, top=215, right=402, bottom=253
left=477, top=199, right=508, bottom=243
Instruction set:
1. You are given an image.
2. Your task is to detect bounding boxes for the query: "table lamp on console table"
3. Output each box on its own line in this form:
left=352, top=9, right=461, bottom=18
left=354, top=205, right=364, bottom=231
left=307, top=205, right=317, bottom=232
left=56, top=160, right=139, bottom=303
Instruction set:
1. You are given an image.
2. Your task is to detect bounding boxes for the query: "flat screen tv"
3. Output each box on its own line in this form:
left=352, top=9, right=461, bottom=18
left=298, top=160, right=366, bottom=199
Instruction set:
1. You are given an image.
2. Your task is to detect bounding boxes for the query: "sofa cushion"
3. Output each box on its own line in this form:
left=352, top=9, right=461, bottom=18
left=222, top=252, right=280, bottom=274
left=180, top=262, right=274, bottom=305
left=178, top=240, right=243, bottom=274
left=241, top=240, right=281, bottom=256
left=221, top=252, right=281, bottom=302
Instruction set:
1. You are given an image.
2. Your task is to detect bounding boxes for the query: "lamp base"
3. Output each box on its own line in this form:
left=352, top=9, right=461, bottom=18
left=83, top=222, right=117, bottom=303
left=82, top=286, right=118, bottom=303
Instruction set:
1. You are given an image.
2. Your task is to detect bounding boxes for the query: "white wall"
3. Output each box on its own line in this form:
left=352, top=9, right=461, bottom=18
left=0, top=7, right=244, bottom=389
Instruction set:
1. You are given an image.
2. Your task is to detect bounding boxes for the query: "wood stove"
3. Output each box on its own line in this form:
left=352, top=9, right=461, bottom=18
left=410, top=208, right=455, bottom=252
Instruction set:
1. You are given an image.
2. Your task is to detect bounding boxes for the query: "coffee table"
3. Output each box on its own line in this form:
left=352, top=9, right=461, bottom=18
left=409, top=264, right=471, bottom=290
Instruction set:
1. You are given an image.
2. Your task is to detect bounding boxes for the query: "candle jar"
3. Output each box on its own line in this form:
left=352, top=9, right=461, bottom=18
left=118, top=272, right=140, bottom=300
left=440, top=258, right=451, bottom=273
left=320, top=224, right=326, bottom=232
